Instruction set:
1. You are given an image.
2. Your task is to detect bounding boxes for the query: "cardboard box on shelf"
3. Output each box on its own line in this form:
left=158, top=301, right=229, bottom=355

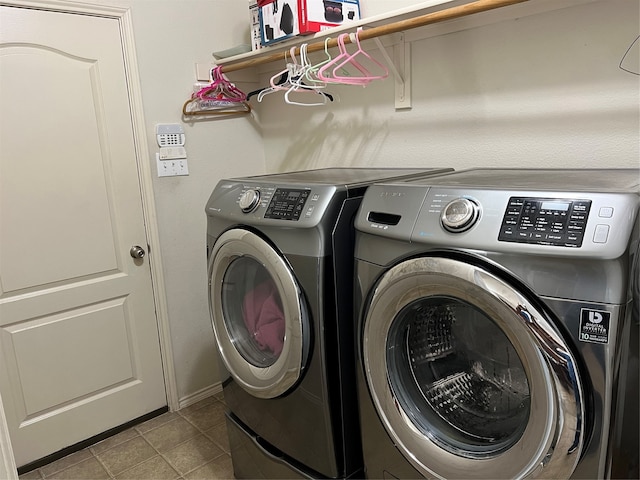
left=249, top=1, right=265, bottom=51
left=258, top=0, right=360, bottom=46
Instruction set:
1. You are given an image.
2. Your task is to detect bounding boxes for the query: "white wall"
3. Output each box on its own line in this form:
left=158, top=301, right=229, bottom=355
left=89, top=0, right=637, bottom=406
left=359, top=0, right=430, bottom=16
left=97, top=0, right=267, bottom=403
left=256, top=0, right=639, bottom=172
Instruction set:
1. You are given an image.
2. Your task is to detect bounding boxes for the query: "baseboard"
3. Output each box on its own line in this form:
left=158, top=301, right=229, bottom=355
left=178, top=382, right=223, bottom=410
left=16, top=407, right=168, bottom=475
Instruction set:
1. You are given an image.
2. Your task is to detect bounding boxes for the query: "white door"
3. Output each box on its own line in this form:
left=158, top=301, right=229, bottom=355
left=0, top=5, right=166, bottom=467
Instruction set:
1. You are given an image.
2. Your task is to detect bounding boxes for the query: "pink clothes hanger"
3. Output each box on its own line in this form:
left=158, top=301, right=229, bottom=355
left=316, top=33, right=370, bottom=84
left=330, top=29, right=389, bottom=85
left=195, top=66, right=247, bottom=102
left=182, top=66, right=251, bottom=116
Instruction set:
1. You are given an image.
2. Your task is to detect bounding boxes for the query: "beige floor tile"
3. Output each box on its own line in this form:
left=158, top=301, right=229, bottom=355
left=163, top=434, right=224, bottom=475
left=44, top=457, right=109, bottom=480
left=39, top=449, right=93, bottom=477
left=212, top=391, right=225, bottom=403
left=115, top=455, right=179, bottom=480
left=96, top=436, right=156, bottom=476
left=135, top=411, right=180, bottom=434
left=18, top=469, right=43, bottom=480
left=90, top=428, right=139, bottom=455
left=178, top=396, right=218, bottom=416
left=204, top=422, right=230, bottom=454
left=28, top=399, right=235, bottom=480
left=180, top=401, right=226, bottom=432
left=183, top=454, right=234, bottom=480
left=142, top=416, right=201, bottom=453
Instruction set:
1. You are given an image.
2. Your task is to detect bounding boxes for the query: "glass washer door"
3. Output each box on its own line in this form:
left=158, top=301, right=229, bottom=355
left=363, top=256, right=584, bottom=479
left=209, top=228, right=308, bottom=399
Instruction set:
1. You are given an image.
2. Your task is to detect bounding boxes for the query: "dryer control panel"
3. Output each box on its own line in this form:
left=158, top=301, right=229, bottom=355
left=264, top=188, right=311, bottom=220
left=498, top=197, right=592, bottom=247
left=206, top=180, right=337, bottom=228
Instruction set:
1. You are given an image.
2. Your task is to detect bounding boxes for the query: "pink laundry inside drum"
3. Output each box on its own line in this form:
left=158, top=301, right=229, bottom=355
left=242, top=279, right=286, bottom=356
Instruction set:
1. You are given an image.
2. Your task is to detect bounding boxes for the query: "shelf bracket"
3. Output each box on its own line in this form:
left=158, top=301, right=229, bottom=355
left=395, top=33, right=411, bottom=110
left=372, top=33, right=411, bottom=110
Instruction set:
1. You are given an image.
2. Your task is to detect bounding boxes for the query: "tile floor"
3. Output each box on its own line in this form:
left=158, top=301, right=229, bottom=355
left=18, top=394, right=234, bottom=480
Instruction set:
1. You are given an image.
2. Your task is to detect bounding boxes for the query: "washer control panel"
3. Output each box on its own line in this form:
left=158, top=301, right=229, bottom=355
left=264, top=188, right=310, bottom=220
left=498, top=197, right=592, bottom=247
left=357, top=183, right=638, bottom=259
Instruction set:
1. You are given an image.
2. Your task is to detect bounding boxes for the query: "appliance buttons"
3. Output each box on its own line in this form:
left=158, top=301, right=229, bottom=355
left=593, top=224, right=610, bottom=243
left=599, top=207, right=614, bottom=218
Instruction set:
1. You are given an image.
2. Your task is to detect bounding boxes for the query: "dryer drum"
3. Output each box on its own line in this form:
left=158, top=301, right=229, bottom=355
left=209, top=228, right=308, bottom=399
left=222, top=256, right=285, bottom=367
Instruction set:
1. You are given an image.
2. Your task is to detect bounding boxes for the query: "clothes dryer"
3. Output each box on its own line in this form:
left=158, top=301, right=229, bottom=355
left=206, top=167, right=453, bottom=479
left=354, top=168, right=639, bottom=479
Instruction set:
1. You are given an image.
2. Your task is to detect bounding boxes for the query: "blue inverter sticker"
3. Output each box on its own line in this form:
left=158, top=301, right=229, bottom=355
left=579, top=308, right=611, bottom=344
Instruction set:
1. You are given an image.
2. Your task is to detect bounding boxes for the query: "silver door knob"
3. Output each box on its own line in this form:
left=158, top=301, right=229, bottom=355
left=130, top=245, right=146, bottom=259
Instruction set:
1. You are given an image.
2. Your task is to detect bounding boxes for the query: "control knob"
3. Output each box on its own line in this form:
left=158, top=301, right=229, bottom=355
left=239, top=189, right=261, bottom=213
left=441, top=197, right=480, bottom=233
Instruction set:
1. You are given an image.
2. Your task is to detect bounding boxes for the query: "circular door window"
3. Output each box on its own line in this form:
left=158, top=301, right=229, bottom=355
left=387, top=297, right=530, bottom=457
left=209, top=229, right=309, bottom=399
left=363, top=256, right=584, bottom=479
left=221, top=256, right=285, bottom=368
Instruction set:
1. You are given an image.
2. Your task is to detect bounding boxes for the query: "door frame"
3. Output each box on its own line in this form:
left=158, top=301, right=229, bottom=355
left=0, top=0, right=178, bottom=475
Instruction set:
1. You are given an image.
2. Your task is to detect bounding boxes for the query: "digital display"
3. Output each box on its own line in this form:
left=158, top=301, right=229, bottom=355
left=541, top=201, right=570, bottom=211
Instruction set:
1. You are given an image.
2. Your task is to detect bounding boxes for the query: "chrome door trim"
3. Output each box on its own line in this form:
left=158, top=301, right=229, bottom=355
left=209, top=228, right=307, bottom=399
left=363, top=256, right=584, bottom=479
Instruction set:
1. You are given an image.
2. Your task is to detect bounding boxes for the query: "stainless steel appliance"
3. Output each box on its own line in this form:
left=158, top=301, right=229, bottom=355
left=206, top=167, right=453, bottom=478
left=354, top=168, right=639, bottom=479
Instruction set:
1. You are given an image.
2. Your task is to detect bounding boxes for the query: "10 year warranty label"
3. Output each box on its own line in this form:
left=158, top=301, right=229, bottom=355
left=579, top=308, right=610, bottom=344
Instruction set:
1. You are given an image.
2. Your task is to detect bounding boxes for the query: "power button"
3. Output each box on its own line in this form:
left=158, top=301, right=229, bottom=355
left=593, top=224, right=610, bottom=243
left=598, top=207, right=614, bottom=218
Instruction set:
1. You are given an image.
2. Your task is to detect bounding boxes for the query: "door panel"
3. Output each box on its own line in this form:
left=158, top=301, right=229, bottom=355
left=1, top=45, right=118, bottom=292
left=0, top=6, right=166, bottom=466
left=5, top=298, right=134, bottom=416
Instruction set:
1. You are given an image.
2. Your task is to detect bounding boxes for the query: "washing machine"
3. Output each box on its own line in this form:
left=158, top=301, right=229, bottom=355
left=205, top=167, right=453, bottom=479
left=353, top=168, right=639, bottom=479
